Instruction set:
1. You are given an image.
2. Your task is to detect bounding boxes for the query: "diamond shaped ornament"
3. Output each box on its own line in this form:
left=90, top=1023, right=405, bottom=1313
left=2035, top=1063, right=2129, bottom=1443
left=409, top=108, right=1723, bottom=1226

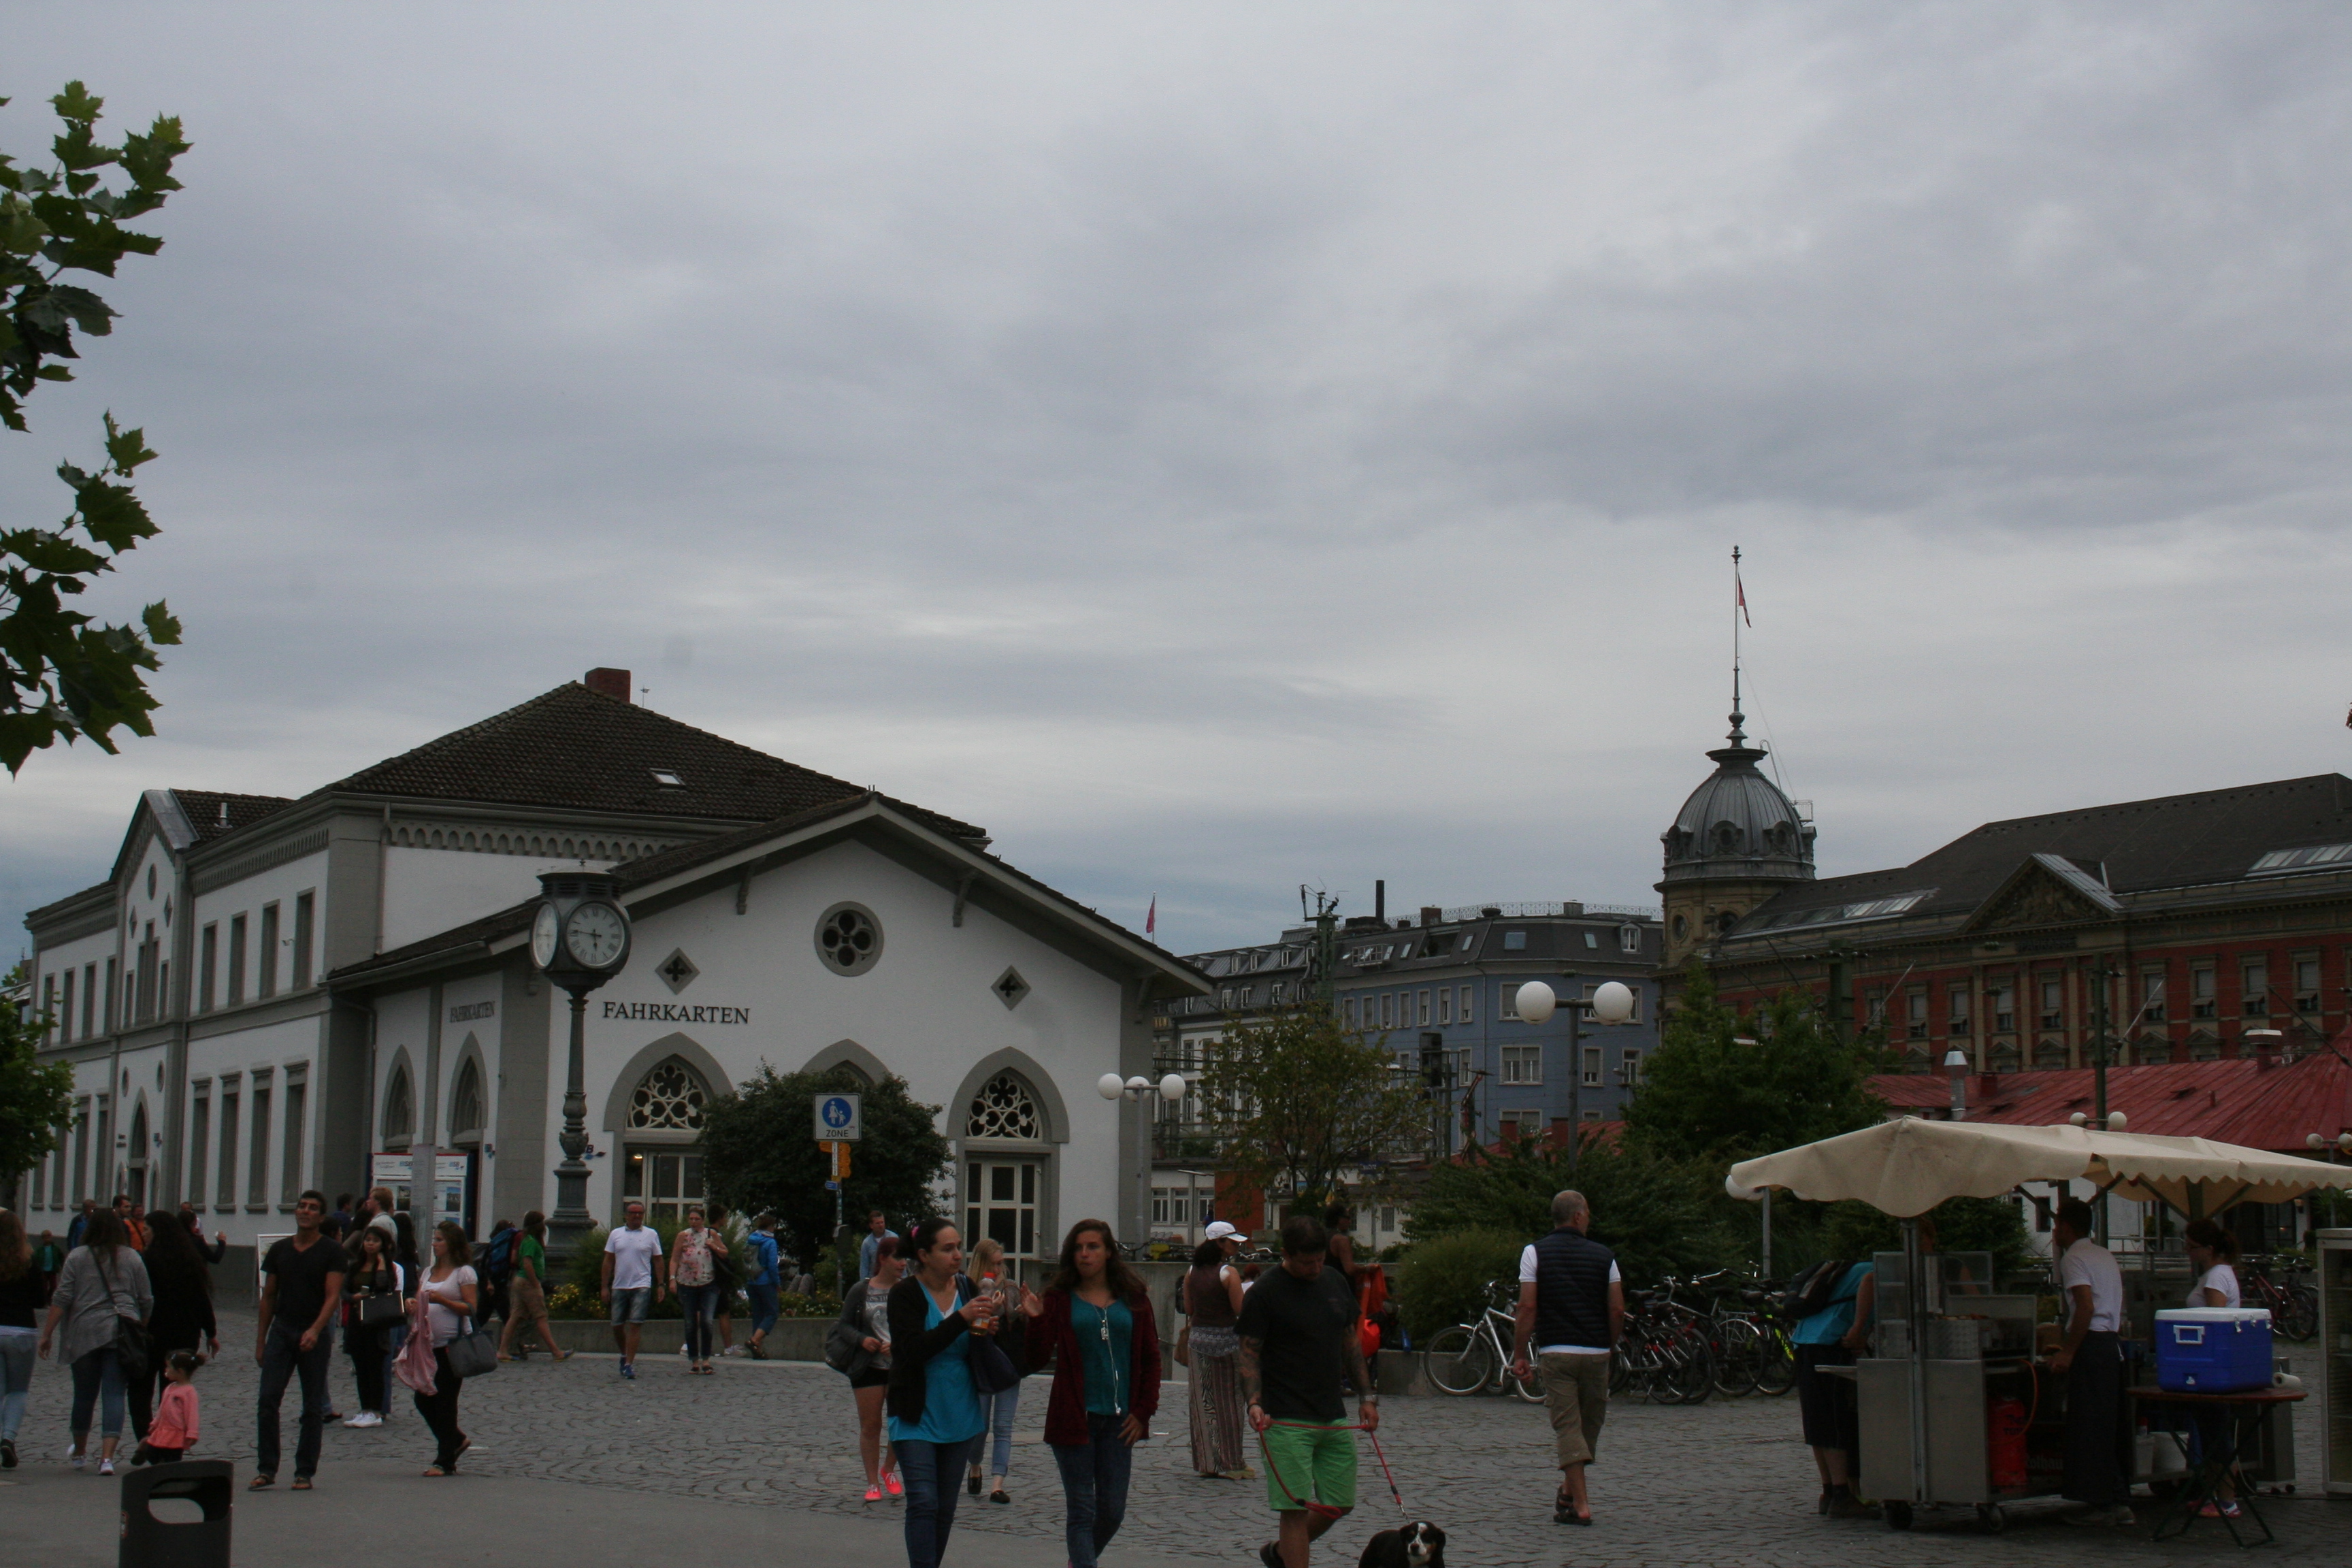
left=992, top=966, right=1031, bottom=1009
left=656, top=947, right=701, bottom=995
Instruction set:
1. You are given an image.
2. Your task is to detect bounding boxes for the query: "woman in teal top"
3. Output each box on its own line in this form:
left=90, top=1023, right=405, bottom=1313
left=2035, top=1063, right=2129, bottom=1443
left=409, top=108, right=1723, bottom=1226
left=884, top=1220, right=996, bottom=1568
left=1791, top=1260, right=1876, bottom=1518
left=1017, top=1220, right=1162, bottom=1568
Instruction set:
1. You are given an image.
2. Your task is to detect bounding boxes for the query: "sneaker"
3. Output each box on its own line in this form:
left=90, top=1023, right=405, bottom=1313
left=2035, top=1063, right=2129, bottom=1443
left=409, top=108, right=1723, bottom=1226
left=1827, top=1494, right=1878, bottom=1520
left=2195, top=1499, right=2242, bottom=1520
left=621, top=1362, right=637, bottom=1380
left=1, top=1438, right=16, bottom=1469
left=359, top=1411, right=386, bottom=1428
left=99, top=1458, right=115, bottom=1476
left=1260, top=1544, right=1282, bottom=1568
left=864, top=1485, right=883, bottom=1504
left=71, top=1451, right=86, bottom=1471
left=884, top=1469, right=904, bottom=1498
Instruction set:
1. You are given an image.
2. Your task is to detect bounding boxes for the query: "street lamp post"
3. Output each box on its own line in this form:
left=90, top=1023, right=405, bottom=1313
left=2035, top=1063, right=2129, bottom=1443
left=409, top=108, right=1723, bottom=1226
left=1099, top=1071, right=1188, bottom=1248
left=529, top=869, right=633, bottom=1267
left=1513, top=979, right=1636, bottom=1175
left=1944, top=1047, right=1970, bottom=1121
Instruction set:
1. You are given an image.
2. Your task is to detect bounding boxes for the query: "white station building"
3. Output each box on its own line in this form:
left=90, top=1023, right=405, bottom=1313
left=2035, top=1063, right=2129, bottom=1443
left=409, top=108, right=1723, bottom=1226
left=19, top=670, right=1207, bottom=1271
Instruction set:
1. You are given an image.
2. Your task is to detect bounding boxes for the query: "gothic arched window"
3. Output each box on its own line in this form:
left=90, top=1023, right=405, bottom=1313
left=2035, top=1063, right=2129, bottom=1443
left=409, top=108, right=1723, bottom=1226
left=966, top=1071, right=1041, bottom=1141
left=449, top=1059, right=485, bottom=1139
left=628, top=1057, right=710, bottom=1132
left=381, top=1065, right=414, bottom=1148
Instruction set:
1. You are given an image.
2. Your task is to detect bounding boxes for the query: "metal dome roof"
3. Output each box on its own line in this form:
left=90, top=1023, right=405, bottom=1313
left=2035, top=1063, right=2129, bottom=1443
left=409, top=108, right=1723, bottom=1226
left=1660, top=708, right=1815, bottom=886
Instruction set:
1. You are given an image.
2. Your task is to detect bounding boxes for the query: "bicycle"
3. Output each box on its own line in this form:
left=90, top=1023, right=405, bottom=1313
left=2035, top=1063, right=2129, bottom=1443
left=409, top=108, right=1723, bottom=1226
left=1612, top=1279, right=1715, bottom=1405
left=2240, top=1254, right=2317, bottom=1341
left=1422, top=1280, right=1544, bottom=1401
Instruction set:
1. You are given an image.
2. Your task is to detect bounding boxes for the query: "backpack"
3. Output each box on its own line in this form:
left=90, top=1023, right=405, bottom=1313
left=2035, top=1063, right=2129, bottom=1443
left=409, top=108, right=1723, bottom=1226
left=1774, top=1258, right=1852, bottom=1320
left=481, top=1226, right=519, bottom=1284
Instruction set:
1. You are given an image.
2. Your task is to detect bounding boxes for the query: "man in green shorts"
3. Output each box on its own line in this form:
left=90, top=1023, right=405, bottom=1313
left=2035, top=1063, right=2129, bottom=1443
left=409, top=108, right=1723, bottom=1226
left=1238, top=1213, right=1379, bottom=1568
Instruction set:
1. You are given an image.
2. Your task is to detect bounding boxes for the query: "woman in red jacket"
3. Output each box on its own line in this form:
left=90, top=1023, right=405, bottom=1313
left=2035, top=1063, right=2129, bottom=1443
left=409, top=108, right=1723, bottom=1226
left=1015, top=1220, right=1160, bottom=1568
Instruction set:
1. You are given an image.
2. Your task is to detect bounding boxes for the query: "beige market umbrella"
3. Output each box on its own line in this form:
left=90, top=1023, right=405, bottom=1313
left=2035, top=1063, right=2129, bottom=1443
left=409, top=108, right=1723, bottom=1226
left=1725, top=1115, right=2352, bottom=1218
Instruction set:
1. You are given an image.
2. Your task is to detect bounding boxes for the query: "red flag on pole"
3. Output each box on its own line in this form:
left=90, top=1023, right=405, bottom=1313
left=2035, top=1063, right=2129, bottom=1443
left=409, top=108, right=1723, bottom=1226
left=1736, top=566, right=1752, bottom=627
left=1145, top=897, right=1156, bottom=938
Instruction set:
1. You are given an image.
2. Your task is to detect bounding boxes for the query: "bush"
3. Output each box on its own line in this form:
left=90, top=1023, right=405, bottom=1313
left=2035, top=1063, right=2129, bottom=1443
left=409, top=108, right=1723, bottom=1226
left=1392, top=1228, right=1522, bottom=1340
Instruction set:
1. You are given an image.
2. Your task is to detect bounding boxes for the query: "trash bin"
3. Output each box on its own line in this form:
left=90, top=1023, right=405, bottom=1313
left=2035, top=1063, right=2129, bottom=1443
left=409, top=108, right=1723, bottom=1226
left=120, top=1458, right=232, bottom=1568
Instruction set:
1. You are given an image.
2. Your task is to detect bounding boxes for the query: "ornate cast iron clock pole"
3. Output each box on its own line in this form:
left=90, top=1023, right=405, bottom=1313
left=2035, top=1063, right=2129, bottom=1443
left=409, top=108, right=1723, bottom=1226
left=529, top=868, right=632, bottom=1264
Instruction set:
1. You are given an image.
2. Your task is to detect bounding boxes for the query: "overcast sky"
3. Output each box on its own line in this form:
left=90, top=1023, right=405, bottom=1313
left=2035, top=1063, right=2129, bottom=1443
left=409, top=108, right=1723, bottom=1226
left=8, top=3, right=2352, bottom=958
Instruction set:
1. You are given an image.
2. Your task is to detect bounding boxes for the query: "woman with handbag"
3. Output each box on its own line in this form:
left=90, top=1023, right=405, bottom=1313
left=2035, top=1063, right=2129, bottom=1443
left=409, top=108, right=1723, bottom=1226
left=343, top=1222, right=408, bottom=1425
left=1183, top=1223, right=1250, bottom=1479
left=1016, top=1220, right=1160, bottom=1568
left=37, top=1208, right=152, bottom=1475
left=886, top=1219, right=996, bottom=1568
left=963, top=1237, right=1026, bottom=1505
left=670, top=1205, right=726, bottom=1375
left=835, top=1235, right=904, bottom=1502
left=414, top=1221, right=480, bottom=1477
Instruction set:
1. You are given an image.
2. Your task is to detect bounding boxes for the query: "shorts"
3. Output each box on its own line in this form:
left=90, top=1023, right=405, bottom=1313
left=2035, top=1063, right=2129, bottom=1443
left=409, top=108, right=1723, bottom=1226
left=1539, top=1351, right=1611, bottom=1467
left=1261, top=1422, right=1356, bottom=1514
left=849, top=1367, right=891, bottom=1391
left=510, top=1273, right=547, bottom=1320
left=609, top=1287, right=652, bottom=1324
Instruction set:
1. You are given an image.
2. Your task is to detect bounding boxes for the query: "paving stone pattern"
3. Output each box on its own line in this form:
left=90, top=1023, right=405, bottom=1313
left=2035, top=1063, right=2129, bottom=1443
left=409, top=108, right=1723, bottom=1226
left=19, top=1311, right=2339, bottom=1566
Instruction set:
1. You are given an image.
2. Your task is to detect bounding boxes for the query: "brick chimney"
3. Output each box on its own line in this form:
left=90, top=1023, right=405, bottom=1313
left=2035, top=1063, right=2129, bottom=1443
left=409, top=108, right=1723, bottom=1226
left=584, top=668, right=632, bottom=702
left=1420, top=905, right=1443, bottom=927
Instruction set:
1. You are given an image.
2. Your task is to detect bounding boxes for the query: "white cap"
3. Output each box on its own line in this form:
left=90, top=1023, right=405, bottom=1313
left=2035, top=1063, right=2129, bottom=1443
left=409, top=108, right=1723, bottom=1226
left=1204, top=1220, right=1248, bottom=1243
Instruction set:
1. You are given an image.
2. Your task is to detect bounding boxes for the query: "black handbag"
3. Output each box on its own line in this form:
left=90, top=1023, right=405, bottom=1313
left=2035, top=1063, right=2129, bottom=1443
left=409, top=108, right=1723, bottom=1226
left=970, top=1329, right=1021, bottom=1394
left=824, top=1318, right=871, bottom=1376
left=359, top=1290, right=405, bottom=1328
left=101, top=1255, right=150, bottom=1384
left=443, top=1313, right=500, bottom=1379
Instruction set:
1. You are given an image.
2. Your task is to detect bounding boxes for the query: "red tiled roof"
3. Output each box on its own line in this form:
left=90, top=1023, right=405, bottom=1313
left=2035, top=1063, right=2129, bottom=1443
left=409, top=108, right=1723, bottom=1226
left=1870, top=1041, right=2352, bottom=1154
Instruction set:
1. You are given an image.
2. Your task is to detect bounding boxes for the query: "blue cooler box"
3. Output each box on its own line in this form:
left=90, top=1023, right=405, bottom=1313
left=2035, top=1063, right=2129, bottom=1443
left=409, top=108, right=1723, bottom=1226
left=2153, top=1307, right=2272, bottom=1392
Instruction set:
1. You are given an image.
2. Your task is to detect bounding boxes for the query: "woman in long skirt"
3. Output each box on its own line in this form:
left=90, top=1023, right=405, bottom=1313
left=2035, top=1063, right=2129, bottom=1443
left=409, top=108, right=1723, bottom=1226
left=1183, top=1226, right=1250, bottom=1478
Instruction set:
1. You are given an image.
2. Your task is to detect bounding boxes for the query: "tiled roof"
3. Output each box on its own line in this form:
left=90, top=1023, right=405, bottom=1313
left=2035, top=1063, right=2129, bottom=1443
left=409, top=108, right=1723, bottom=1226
left=320, top=682, right=984, bottom=837
left=1736, top=773, right=2352, bottom=934
left=170, top=791, right=295, bottom=843
left=1870, top=1043, right=2352, bottom=1154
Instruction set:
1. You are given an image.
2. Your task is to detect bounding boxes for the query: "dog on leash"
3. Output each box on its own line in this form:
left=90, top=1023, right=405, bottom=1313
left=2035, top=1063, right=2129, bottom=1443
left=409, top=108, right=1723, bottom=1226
left=1357, top=1522, right=1446, bottom=1568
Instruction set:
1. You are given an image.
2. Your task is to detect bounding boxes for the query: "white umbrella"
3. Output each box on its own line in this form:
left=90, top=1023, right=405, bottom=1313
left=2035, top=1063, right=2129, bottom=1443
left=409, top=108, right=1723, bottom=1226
left=1725, top=1115, right=2352, bottom=1218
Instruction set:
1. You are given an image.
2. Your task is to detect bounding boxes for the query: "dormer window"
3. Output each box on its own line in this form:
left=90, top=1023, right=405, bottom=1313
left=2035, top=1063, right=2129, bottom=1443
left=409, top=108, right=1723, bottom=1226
left=650, top=770, right=685, bottom=787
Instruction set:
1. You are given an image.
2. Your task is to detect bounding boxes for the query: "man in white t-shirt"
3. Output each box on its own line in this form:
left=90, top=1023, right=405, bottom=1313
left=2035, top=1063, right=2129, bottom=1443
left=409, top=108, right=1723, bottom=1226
left=2049, top=1198, right=2132, bottom=1526
left=1508, top=1190, right=1624, bottom=1526
left=601, top=1201, right=669, bottom=1379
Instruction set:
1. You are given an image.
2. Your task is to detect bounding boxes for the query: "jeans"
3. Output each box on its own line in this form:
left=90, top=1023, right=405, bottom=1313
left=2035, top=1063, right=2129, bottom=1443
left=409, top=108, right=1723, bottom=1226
left=346, top=1320, right=392, bottom=1414
left=679, top=1282, right=720, bottom=1360
left=412, top=1346, right=466, bottom=1469
left=747, top=1281, right=781, bottom=1336
left=896, top=1434, right=982, bottom=1568
left=69, top=1346, right=127, bottom=1439
left=0, top=1328, right=36, bottom=1441
left=977, top=1382, right=1021, bottom=1478
left=1051, top=1412, right=1136, bottom=1568
left=257, top=1321, right=333, bottom=1478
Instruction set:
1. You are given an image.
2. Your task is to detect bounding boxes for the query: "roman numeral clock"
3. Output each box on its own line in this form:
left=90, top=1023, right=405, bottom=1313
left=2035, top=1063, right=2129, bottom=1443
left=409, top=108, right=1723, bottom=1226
left=532, top=869, right=634, bottom=1258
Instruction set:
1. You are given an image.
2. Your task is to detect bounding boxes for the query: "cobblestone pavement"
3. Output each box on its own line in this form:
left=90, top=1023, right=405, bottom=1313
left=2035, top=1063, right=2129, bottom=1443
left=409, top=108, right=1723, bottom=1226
left=16, top=1311, right=2340, bottom=1567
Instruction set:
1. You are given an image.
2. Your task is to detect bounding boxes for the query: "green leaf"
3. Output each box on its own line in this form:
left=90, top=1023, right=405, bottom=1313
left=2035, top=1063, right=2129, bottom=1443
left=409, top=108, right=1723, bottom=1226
left=140, top=600, right=180, bottom=646
left=102, top=413, right=155, bottom=471
left=49, top=82, right=103, bottom=127
left=69, top=476, right=155, bottom=552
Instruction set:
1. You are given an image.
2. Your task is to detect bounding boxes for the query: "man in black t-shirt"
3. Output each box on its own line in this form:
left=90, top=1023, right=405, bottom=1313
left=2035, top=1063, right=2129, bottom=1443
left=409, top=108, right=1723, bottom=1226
left=254, top=1190, right=346, bottom=1489
left=1237, top=1214, right=1378, bottom=1568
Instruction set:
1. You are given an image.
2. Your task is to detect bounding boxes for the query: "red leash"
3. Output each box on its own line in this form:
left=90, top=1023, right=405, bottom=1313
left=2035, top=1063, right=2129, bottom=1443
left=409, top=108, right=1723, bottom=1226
left=1256, top=1420, right=1409, bottom=1522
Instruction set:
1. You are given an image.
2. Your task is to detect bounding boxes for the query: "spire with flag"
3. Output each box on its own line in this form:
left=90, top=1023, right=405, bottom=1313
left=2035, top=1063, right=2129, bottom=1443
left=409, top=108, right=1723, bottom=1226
left=1145, top=896, right=1156, bottom=943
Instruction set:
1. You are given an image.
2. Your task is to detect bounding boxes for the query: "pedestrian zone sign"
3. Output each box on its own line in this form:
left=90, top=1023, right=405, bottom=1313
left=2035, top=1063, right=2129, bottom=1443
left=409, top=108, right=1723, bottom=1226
left=815, top=1092, right=863, bottom=1141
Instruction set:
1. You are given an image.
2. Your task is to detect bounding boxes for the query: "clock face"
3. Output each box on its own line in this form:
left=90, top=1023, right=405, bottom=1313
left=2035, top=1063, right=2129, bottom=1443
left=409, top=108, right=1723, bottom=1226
left=531, top=904, right=560, bottom=969
left=565, top=901, right=627, bottom=968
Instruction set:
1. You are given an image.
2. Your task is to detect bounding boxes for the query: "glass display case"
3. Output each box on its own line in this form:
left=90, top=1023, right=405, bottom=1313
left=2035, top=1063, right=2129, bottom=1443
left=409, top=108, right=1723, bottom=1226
left=2321, top=1229, right=2352, bottom=1496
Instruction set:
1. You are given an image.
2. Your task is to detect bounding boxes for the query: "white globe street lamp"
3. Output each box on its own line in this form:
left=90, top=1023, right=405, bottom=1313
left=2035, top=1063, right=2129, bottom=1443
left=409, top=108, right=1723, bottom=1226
left=1102, top=1068, right=1190, bottom=1247
left=1512, top=978, right=1640, bottom=1173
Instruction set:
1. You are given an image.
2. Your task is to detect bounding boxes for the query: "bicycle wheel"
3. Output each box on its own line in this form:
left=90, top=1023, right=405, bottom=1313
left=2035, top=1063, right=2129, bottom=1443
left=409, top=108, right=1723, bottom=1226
left=2276, top=1285, right=2317, bottom=1342
left=1668, top=1330, right=1716, bottom=1405
left=1422, top=1324, right=1498, bottom=1396
left=1712, top=1317, right=1762, bottom=1397
left=1507, top=1362, right=1546, bottom=1403
left=1754, top=1330, right=1797, bottom=1396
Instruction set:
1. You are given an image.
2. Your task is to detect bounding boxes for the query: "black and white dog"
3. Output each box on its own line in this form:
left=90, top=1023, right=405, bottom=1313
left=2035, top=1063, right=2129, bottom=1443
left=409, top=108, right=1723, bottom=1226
left=1357, top=1522, right=1446, bottom=1568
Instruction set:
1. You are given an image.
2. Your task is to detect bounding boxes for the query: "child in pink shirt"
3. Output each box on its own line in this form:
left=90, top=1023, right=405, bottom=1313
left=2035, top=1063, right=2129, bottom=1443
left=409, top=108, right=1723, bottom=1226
left=137, top=1350, right=203, bottom=1465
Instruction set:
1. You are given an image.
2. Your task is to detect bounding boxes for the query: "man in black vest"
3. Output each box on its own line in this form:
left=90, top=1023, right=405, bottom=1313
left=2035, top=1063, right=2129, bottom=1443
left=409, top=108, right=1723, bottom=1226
left=1509, top=1190, right=1622, bottom=1526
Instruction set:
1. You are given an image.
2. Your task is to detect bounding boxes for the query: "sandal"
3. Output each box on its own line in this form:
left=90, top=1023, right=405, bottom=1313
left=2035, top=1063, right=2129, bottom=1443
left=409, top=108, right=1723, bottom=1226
left=249, top=1474, right=275, bottom=1491
left=291, top=1477, right=313, bottom=1491
left=990, top=1489, right=1010, bottom=1505
left=423, top=1465, right=451, bottom=1478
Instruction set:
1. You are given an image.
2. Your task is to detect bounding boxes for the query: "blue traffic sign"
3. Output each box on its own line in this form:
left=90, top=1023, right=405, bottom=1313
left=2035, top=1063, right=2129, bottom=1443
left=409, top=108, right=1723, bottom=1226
left=824, top=1179, right=840, bottom=1192
left=814, top=1092, right=863, bottom=1141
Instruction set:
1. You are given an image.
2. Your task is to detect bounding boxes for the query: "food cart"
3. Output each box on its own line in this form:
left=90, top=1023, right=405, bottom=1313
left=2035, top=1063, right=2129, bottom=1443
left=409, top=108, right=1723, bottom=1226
left=1726, top=1117, right=2352, bottom=1533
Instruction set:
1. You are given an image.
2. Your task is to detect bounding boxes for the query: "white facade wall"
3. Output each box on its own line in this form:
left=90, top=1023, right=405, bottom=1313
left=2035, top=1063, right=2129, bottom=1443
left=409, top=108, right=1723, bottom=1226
left=178, top=1014, right=328, bottom=1236
left=380, top=845, right=611, bottom=954
left=34, top=926, right=114, bottom=1046
left=192, top=849, right=329, bottom=1007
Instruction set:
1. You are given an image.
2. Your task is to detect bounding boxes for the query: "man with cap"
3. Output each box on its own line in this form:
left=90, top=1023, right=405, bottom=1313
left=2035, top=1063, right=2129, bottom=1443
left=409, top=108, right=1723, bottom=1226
left=1186, top=1220, right=1254, bottom=1479
left=2049, top=1197, right=2134, bottom=1526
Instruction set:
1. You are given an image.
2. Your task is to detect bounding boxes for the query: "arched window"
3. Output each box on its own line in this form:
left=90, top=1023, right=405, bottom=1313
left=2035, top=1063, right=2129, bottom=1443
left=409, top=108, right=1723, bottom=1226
left=627, top=1057, right=710, bottom=1131
left=381, top=1064, right=414, bottom=1149
left=966, top=1071, right=1041, bottom=1141
left=448, top=1059, right=485, bottom=1141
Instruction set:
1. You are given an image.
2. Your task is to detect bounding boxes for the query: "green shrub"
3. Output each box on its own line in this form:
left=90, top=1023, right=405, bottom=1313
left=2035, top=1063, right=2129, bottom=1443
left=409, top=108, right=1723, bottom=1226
left=1393, top=1228, right=1522, bottom=1340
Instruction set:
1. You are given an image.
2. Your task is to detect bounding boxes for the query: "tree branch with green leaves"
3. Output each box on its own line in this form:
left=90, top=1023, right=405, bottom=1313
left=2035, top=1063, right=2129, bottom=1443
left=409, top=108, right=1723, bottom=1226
left=1, top=82, right=189, bottom=774
left=1198, top=1004, right=1426, bottom=1218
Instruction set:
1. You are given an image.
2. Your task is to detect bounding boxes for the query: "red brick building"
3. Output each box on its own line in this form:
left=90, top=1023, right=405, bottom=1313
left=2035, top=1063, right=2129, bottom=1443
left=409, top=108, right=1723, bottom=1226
left=1663, top=760, right=2352, bottom=1078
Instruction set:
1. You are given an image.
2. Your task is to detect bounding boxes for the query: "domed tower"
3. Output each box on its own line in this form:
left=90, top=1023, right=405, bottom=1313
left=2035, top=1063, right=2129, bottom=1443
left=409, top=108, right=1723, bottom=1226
left=1656, top=692, right=1814, bottom=970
